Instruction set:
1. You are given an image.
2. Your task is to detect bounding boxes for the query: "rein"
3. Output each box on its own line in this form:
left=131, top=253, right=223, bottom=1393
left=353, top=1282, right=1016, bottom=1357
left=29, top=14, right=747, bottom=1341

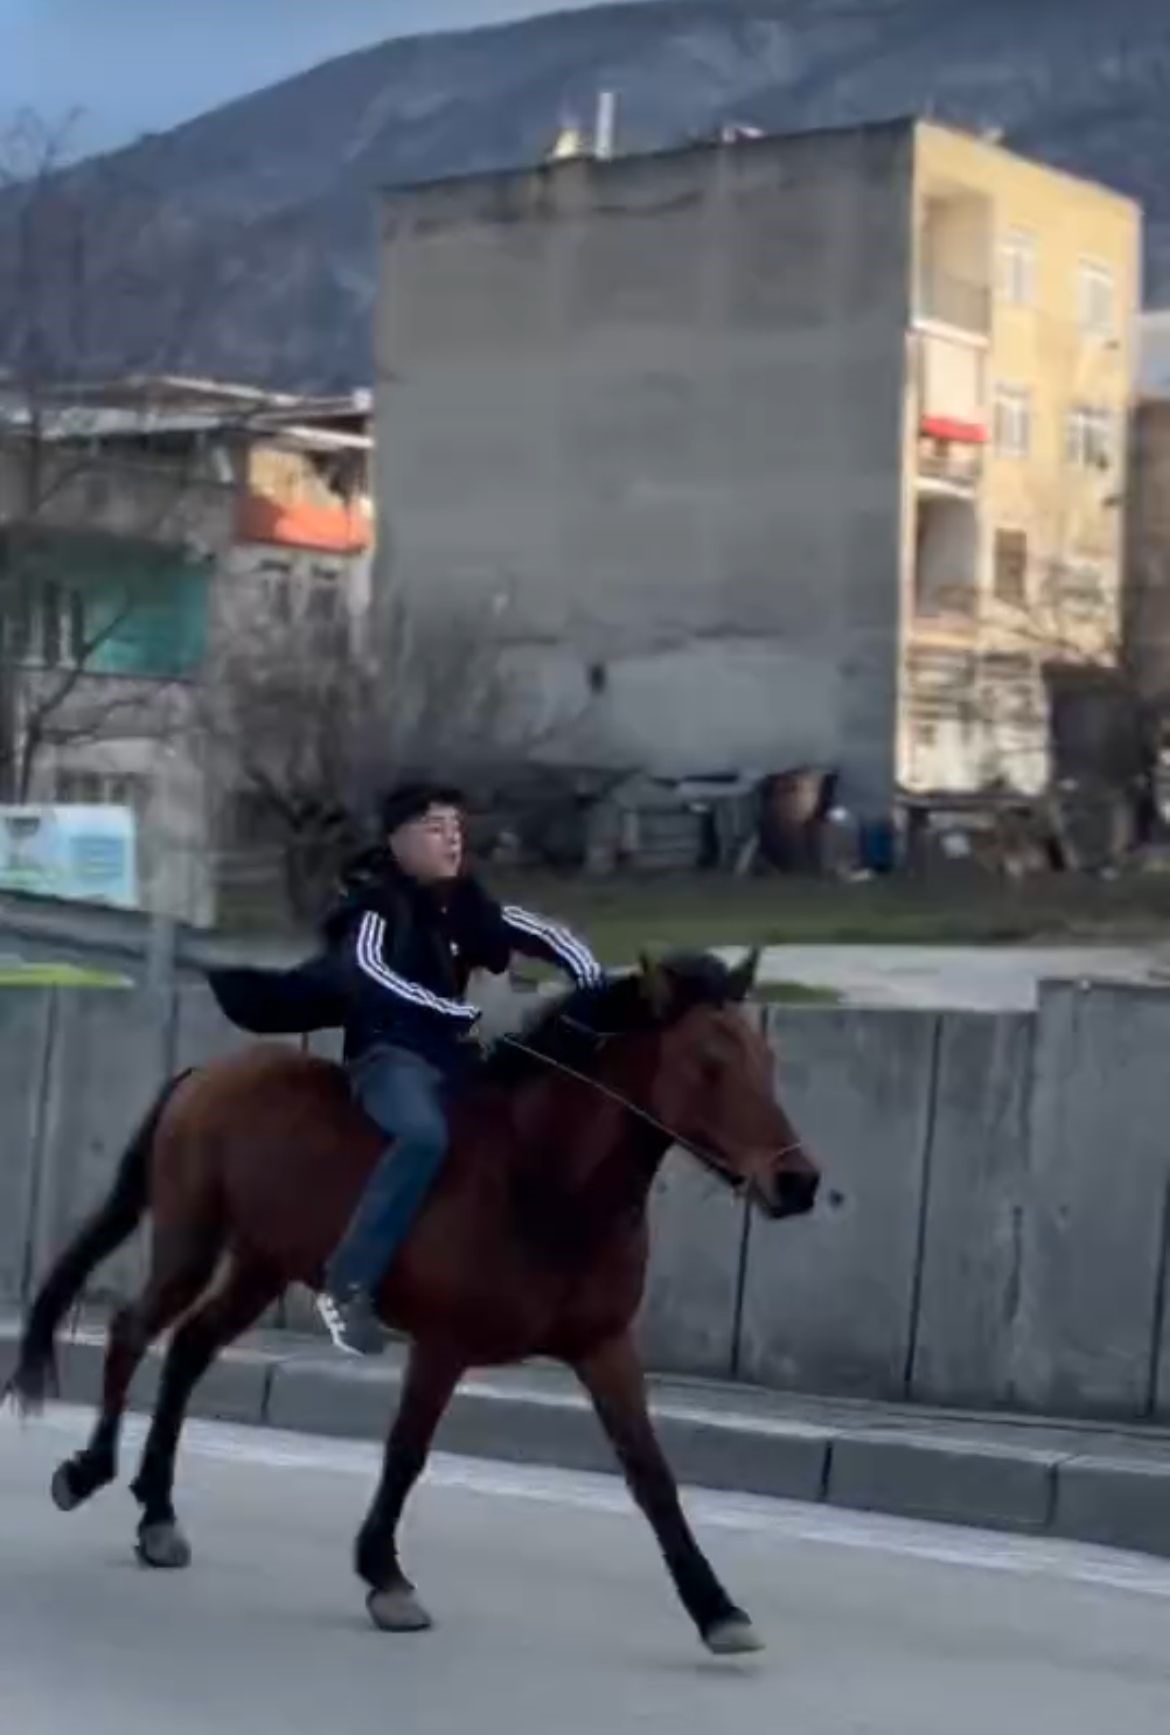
left=498, top=1016, right=795, bottom=1194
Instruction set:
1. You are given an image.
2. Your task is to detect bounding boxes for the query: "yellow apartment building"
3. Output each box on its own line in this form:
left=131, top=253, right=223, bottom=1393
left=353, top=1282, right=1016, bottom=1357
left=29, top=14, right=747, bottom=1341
left=905, top=123, right=1141, bottom=796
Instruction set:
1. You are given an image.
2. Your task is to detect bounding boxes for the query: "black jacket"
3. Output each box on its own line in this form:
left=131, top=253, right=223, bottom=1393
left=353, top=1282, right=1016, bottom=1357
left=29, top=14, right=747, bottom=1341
left=208, top=855, right=602, bottom=1066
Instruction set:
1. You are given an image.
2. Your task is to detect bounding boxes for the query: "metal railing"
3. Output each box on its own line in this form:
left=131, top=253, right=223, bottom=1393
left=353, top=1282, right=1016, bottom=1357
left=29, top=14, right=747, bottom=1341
left=917, top=439, right=983, bottom=489
left=913, top=575, right=979, bottom=620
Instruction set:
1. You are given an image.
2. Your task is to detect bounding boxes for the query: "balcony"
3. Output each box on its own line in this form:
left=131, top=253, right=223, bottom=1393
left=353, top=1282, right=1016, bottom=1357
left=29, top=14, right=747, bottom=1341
left=914, top=326, right=987, bottom=494
left=916, top=186, right=993, bottom=337
left=917, top=430, right=984, bottom=494
left=914, top=495, right=979, bottom=622
left=916, top=269, right=992, bottom=337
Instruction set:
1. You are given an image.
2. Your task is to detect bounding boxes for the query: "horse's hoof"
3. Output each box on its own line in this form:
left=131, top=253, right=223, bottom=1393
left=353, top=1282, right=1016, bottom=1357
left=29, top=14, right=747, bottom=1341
left=704, top=1616, right=765, bottom=1656
left=50, top=1462, right=82, bottom=1513
left=136, top=1521, right=192, bottom=1571
left=366, top=1585, right=434, bottom=1633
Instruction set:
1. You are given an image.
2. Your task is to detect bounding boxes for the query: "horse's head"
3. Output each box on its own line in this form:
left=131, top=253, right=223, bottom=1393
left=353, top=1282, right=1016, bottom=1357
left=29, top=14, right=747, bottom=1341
left=631, top=951, right=820, bottom=1221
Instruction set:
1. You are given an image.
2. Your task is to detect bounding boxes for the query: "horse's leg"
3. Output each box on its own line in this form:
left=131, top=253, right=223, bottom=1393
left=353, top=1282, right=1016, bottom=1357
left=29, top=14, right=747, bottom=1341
left=129, top=1257, right=281, bottom=1570
left=50, top=1230, right=218, bottom=1517
left=573, top=1333, right=762, bottom=1655
left=355, top=1339, right=464, bottom=1633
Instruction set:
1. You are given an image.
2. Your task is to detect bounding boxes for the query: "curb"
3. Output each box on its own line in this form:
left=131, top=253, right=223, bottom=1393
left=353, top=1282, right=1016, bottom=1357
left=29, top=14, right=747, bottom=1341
left=6, top=1326, right=1170, bottom=1562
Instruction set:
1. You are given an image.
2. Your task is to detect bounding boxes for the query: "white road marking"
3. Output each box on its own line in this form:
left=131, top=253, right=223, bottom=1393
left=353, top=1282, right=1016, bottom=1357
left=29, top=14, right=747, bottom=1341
left=8, top=1403, right=1170, bottom=1605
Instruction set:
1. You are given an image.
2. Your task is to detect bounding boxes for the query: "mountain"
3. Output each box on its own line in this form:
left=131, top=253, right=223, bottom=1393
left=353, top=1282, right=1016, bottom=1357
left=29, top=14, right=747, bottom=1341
left=9, top=0, right=1170, bottom=387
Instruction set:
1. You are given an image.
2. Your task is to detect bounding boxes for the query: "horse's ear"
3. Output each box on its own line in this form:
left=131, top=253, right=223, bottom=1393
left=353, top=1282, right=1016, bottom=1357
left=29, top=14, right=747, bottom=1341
left=638, top=953, right=673, bottom=1020
left=729, top=946, right=761, bottom=1003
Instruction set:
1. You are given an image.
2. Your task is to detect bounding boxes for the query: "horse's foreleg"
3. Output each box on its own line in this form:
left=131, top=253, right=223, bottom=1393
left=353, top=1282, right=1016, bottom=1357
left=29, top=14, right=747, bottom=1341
left=51, top=1233, right=216, bottom=1517
left=129, top=1257, right=279, bottom=1569
left=573, top=1333, right=762, bottom=1655
left=356, top=1339, right=464, bottom=1633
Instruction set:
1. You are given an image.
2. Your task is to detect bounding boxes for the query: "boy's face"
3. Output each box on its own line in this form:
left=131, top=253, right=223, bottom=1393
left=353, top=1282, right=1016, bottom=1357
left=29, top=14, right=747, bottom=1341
left=389, top=802, right=464, bottom=885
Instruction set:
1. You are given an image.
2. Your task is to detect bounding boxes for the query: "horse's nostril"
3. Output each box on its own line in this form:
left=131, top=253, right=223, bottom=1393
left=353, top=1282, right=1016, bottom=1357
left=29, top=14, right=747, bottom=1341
left=773, top=1170, right=820, bottom=1216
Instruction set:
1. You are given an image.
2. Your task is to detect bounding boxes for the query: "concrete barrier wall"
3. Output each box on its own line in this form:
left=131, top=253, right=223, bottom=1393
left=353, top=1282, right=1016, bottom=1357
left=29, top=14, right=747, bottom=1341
left=3, top=980, right=1170, bottom=1420
left=0, top=991, right=54, bottom=1307
left=637, top=1150, right=749, bottom=1378
left=909, top=1012, right=1036, bottom=1409
left=173, top=982, right=247, bottom=1073
left=1010, top=984, right=1170, bottom=1421
left=32, top=990, right=173, bottom=1306
left=738, top=1007, right=939, bottom=1399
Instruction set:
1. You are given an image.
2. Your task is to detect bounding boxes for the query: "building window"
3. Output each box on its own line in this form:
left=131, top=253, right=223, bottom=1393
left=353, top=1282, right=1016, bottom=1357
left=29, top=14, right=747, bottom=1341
left=68, top=590, right=86, bottom=662
left=56, top=770, right=103, bottom=805
left=307, top=581, right=341, bottom=628
left=7, top=579, right=32, bottom=660
left=263, top=571, right=293, bottom=625
left=999, top=229, right=1036, bottom=307
left=55, top=770, right=146, bottom=809
left=1066, top=404, right=1113, bottom=470
left=41, top=582, right=63, bottom=667
left=981, top=654, right=1042, bottom=731
left=993, top=528, right=1028, bottom=605
left=1056, top=556, right=1112, bottom=612
left=1077, top=261, right=1115, bottom=336
left=993, top=385, right=1032, bottom=457
left=21, top=582, right=86, bottom=668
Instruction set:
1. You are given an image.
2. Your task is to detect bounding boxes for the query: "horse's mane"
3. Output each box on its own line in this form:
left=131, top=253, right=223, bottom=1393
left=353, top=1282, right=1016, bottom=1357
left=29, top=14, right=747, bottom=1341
left=484, top=951, right=743, bottom=1089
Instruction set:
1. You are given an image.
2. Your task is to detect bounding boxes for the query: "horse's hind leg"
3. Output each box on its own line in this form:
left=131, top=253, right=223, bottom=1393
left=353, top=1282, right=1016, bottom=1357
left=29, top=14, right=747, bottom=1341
left=51, top=1227, right=219, bottom=1517
left=356, top=1340, right=464, bottom=1633
left=130, top=1255, right=280, bottom=1570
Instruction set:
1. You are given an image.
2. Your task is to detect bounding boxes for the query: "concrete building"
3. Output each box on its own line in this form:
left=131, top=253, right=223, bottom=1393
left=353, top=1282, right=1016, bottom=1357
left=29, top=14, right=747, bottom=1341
left=1142, top=310, right=1170, bottom=397
left=375, top=118, right=1140, bottom=827
left=1126, top=396, right=1170, bottom=718
left=0, top=377, right=372, bottom=922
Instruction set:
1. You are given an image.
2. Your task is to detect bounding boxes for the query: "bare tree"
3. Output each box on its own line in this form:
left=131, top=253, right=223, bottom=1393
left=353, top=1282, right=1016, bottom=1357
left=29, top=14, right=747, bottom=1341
left=200, top=583, right=556, bottom=921
left=993, top=481, right=1135, bottom=790
left=927, top=477, right=1143, bottom=866
left=0, top=110, right=222, bottom=802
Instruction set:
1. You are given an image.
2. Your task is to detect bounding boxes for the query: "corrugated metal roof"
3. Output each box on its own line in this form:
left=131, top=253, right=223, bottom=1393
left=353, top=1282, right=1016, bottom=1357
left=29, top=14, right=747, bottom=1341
left=0, top=375, right=372, bottom=445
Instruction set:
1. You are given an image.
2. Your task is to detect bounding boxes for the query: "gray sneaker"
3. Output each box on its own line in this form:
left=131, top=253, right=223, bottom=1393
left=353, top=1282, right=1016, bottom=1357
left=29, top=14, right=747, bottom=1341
left=315, top=1286, right=386, bottom=1357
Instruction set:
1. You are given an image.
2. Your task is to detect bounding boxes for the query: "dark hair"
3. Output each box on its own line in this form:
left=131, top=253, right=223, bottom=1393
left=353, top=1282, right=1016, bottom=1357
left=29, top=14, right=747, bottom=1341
left=379, top=781, right=466, bottom=836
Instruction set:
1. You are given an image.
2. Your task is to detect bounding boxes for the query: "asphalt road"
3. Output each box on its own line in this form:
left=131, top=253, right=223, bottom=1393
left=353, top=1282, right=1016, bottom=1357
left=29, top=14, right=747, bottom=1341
left=2, top=1407, right=1169, bottom=1735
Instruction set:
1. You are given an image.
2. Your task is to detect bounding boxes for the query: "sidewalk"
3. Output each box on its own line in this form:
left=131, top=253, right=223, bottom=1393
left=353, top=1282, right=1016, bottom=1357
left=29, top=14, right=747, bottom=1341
left=4, top=1318, right=1169, bottom=1561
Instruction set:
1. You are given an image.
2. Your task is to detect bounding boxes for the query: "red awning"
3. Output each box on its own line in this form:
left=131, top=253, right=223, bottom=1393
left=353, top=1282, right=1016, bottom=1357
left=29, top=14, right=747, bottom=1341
left=236, top=492, right=371, bottom=553
left=921, top=415, right=987, bottom=445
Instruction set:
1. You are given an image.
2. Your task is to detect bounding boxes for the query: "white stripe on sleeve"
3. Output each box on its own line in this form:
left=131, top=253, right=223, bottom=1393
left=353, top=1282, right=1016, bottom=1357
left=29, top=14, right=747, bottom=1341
left=355, top=912, right=479, bottom=1022
left=502, top=905, right=603, bottom=986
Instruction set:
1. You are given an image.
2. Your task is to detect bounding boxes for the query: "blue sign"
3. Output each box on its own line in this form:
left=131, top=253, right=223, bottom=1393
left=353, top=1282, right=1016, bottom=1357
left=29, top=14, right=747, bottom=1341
left=0, top=806, right=139, bottom=909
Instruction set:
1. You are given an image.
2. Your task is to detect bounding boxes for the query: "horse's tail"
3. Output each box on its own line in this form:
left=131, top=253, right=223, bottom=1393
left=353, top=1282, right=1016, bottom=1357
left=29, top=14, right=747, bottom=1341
left=4, top=1070, right=191, bottom=1415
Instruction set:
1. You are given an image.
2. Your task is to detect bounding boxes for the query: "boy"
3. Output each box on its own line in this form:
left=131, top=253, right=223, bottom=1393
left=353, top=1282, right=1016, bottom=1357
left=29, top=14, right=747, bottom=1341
left=312, top=782, right=601, bottom=1354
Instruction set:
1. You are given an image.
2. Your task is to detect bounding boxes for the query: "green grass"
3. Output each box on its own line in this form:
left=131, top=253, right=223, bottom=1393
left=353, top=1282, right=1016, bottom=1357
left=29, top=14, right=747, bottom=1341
left=489, top=871, right=1170, bottom=964
left=751, top=981, right=842, bottom=1005
left=0, top=960, right=130, bottom=988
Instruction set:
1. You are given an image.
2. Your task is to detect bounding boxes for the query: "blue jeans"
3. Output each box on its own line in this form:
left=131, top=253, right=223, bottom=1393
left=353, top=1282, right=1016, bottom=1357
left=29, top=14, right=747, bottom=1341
left=327, top=1045, right=452, bottom=1294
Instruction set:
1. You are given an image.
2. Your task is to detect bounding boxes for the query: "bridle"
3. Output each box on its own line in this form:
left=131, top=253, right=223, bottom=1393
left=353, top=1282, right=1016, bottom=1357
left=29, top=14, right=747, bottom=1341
left=498, top=1011, right=801, bottom=1197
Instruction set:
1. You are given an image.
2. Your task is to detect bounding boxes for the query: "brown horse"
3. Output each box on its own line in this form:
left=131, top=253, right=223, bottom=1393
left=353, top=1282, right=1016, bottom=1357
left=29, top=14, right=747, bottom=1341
left=6, top=952, right=819, bottom=1654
